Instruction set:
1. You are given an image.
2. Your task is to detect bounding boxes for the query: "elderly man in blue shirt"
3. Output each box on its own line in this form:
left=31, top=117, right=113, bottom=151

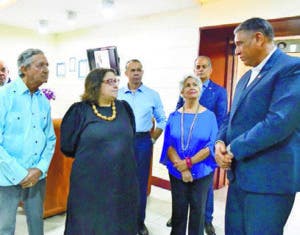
left=0, top=48, right=56, bottom=235
left=118, top=59, right=167, bottom=235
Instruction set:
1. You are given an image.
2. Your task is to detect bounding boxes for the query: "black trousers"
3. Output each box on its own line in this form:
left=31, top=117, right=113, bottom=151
left=170, top=173, right=213, bottom=235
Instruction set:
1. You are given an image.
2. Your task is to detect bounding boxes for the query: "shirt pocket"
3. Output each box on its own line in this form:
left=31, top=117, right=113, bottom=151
left=36, top=110, right=49, bottom=130
left=5, top=112, right=24, bottom=132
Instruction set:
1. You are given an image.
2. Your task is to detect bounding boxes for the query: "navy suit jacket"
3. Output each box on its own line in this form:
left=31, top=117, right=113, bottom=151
left=176, top=80, right=228, bottom=128
left=218, top=49, right=300, bottom=194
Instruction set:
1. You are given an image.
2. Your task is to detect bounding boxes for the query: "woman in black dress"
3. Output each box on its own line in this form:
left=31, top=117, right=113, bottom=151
left=61, top=68, right=139, bottom=235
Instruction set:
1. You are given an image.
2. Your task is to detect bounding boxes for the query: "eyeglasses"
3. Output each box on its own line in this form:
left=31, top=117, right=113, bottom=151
left=102, top=78, right=120, bottom=86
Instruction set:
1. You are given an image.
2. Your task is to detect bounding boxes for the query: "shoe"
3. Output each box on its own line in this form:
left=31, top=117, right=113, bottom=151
left=204, top=222, right=216, bottom=235
left=166, top=218, right=172, bottom=227
left=138, top=223, right=149, bottom=235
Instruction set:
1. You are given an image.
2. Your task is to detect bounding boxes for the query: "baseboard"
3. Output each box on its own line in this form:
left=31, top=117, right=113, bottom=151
left=151, top=176, right=171, bottom=190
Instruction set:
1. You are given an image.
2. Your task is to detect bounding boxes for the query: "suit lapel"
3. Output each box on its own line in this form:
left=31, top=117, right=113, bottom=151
left=230, top=49, right=282, bottom=119
left=201, top=80, right=213, bottom=97
left=200, top=80, right=213, bottom=105
left=230, top=70, right=251, bottom=117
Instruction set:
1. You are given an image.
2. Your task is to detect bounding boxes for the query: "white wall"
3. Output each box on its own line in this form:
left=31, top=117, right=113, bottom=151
left=1, top=0, right=300, bottom=179
left=0, top=25, right=56, bottom=80
left=48, top=7, right=203, bottom=119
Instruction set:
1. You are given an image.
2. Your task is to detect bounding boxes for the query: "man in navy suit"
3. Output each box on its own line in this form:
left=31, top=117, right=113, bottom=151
left=167, top=56, right=228, bottom=235
left=215, top=17, right=300, bottom=235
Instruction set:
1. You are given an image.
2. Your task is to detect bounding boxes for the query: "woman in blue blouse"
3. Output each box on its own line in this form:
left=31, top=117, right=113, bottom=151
left=160, top=75, right=218, bottom=235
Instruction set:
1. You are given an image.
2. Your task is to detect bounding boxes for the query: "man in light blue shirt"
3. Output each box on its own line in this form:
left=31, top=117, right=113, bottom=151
left=0, top=49, right=56, bottom=235
left=118, top=59, right=166, bottom=235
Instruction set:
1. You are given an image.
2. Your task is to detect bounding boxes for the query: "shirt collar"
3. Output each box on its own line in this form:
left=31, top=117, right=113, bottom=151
left=15, top=78, right=41, bottom=96
left=3, top=77, right=10, bottom=85
left=202, top=79, right=210, bottom=88
left=124, top=83, right=145, bottom=93
left=252, top=47, right=277, bottom=73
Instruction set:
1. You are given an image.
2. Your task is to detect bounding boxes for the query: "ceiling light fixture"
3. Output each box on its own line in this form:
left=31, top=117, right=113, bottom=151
left=38, top=19, right=49, bottom=34
left=196, top=0, right=212, bottom=6
left=0, top=0, right=16, bottom=8
left=102, top=0, right=114, bottom=8
left=101, top=0, right=115, bottom=19
left=66, top=10, right=77, bottom=26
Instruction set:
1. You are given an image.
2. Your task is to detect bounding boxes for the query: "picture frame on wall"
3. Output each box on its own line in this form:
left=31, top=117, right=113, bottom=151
left=56, top=62, right=66, bottom=77
left=86, top=46, right=120, bottom=75
left=69, top=57, right=76, bottom=72
left=78, top=59, right=89, bottom=79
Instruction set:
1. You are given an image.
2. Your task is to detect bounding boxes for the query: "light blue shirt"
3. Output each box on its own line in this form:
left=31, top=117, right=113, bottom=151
left=0, top=78, right=56, bottom=186
left=202, top=79, right=210, bottom=93
left=118, top=84, right=166, bottom=132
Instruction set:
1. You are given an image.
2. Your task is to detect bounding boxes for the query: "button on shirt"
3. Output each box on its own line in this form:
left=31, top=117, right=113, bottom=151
left=0, top=78, right=56, bottom=186
left=118, top=84, right=167, bottom=132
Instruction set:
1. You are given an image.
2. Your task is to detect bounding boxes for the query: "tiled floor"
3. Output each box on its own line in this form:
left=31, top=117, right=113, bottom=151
left=15, top=186, right=299, bottom=235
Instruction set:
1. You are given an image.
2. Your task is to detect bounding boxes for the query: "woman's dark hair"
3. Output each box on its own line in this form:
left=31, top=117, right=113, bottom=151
left=81, top=68, right=116, bottom=103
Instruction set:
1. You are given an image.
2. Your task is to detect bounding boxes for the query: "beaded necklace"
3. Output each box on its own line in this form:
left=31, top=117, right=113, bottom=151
left=180, top=104, right=200, bottom=151
left=92, top=101, right=116, bottom=121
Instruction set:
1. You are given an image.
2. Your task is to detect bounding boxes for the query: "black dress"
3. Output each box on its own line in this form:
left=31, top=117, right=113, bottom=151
left=60, top=100, right=139, bottom=235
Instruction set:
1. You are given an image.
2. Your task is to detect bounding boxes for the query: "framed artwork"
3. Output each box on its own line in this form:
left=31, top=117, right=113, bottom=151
left=69, top=57, right=76, bottom=72
left=56, top=62, right=66, bottom=77
left=78, top=59, right=88, bottom=79
left=86, top=46, right=120, bottom=75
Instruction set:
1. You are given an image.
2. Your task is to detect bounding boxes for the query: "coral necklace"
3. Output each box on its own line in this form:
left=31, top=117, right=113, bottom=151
left=92, top=101, right=116, bottom=121
left=180, top=104, right=200, bottom=151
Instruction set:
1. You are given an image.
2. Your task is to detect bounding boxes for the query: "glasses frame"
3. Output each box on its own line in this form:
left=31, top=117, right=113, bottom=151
left=102, top=78, right=120, bottom=86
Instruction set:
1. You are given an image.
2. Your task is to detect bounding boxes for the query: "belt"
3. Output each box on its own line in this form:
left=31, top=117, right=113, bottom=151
left=135, top=131, right=150, bottom=137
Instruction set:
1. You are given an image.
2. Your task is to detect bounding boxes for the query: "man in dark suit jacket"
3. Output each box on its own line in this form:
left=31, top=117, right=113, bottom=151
left=215, top=17, right=300, bottom=235
left=176, top=56, right=228, bottom=127
left=167, top=56, right=227, bottom=235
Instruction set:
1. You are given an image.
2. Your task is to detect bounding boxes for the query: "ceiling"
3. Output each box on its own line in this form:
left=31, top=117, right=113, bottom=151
left=0, top=0, right=200, bottom=34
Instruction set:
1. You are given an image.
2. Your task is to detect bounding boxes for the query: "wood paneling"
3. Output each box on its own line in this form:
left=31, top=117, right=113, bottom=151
left=43, top=119, right=73, bottom=218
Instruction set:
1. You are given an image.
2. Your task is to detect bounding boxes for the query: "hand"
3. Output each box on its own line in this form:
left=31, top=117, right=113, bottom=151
left=215, top=142, right=233, bottom=169
left=181, top=170, right=193, bottom=183
left=174, top=159, right=188, bottom=172
left=20, top=168, right=42, bottom=188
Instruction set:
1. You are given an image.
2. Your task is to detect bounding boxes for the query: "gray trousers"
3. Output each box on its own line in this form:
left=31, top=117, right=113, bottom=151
left=0, top=179, right=46, bottom=235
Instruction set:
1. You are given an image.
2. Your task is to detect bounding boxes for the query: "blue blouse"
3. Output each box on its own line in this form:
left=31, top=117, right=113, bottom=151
left=160, top=109, right=218, bottom=180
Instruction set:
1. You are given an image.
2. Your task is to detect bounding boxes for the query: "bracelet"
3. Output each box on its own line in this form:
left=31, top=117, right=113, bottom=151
left=185, top=157, right=192, bottom=169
